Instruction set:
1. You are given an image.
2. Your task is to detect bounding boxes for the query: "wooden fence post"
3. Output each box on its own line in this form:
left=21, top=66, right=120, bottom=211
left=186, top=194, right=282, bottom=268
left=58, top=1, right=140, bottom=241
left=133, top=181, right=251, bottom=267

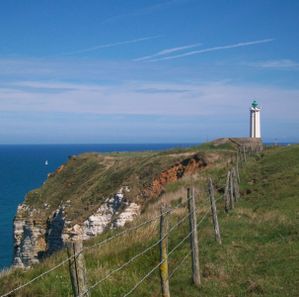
left=187, top=188, right=201, bottom=287
left=208, top=178, right=222, bottom=244
left=229, top=171, right=235, bottom=209
left=67, top=240, right=89, bottom=297
left=159, top=205, right=170, bottom=297
left=238, top=147, right=243, bottom=164
left=232, top=167, right=240, bottom=201
left=236, top=153, right=240, bottom=183
left=224, top=170, right=230, bottom=212
left=243, top=146, right=247, bottom=163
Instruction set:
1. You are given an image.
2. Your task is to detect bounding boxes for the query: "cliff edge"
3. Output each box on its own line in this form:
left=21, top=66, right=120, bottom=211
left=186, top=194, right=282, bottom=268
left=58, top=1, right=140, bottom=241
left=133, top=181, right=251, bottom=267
left=13, top=146, right=231, bottom=268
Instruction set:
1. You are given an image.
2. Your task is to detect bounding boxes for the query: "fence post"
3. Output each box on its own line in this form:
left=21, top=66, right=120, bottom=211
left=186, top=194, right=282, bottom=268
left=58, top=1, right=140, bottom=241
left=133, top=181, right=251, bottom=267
left=229, top=171, right=235, bottom=209
left=187, top=188, right=201, bottom=287
left=208, top=178, right=222, bottom=244
left=236, top=153, right=240, bottom=183
left=224, top=171, right=230, bottom=212
left=232, top=167, right=240, bottom=201
left=159, top=205, right=170, bottom=297
left=67, top=240, right=89, bottom=297
left=243, top=146, right=247, bottom=162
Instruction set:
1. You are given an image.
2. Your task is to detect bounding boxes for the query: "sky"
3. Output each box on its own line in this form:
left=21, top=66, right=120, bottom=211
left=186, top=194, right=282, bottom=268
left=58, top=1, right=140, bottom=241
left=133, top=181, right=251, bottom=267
left=0, top=0, right=299, bottom=144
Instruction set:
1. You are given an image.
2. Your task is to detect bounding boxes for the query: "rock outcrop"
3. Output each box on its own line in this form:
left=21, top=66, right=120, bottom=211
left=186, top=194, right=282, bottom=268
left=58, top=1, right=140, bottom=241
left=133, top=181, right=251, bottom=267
left=46, top=208, right=65, bottom=256
left=13, top=205, right=46, bottom=268
left=78, top=187, right=140, bottom=240
left=13, top=187, right=140, bottom=268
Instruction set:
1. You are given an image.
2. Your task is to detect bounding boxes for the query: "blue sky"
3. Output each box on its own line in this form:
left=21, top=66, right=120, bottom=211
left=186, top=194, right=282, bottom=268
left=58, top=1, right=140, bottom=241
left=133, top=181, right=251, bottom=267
left=0, top=0, right=299, bottom=144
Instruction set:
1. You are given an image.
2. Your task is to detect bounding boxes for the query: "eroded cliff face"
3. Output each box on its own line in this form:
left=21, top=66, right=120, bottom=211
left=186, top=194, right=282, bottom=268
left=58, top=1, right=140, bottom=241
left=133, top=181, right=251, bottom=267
left=13, top=187, right=141, bottom=268
left=13, top=205, right=46, bottom=268
left=12, top=151, right=213, bottom=268
left=143, top=154, right=208, bottom=198
left=65, top=186, right=140, bottom=241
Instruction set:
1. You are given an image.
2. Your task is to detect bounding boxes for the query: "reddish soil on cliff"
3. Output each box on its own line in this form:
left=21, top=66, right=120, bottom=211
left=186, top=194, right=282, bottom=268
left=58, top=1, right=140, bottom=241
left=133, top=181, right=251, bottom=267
left=143, top=154, right=208, bottom=198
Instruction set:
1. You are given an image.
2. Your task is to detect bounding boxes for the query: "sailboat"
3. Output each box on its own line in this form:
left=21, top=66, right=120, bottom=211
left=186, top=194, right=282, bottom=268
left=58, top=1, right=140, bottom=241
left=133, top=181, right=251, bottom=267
left=45, top=160, right=48, bottom=166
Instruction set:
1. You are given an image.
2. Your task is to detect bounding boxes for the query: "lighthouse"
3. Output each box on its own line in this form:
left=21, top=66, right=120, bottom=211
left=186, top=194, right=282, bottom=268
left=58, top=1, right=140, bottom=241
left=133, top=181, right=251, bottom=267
left=250, top=100, right=261, bottom=138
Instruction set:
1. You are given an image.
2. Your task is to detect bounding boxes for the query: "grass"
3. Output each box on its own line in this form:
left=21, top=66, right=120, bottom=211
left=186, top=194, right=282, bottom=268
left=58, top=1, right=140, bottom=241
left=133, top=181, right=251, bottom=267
left=1, top=144, right=298, bottom=296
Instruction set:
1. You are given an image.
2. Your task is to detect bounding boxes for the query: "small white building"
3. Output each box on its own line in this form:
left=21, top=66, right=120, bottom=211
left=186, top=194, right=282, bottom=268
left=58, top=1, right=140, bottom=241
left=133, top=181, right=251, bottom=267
left=250, top=100, right=261, bottom=138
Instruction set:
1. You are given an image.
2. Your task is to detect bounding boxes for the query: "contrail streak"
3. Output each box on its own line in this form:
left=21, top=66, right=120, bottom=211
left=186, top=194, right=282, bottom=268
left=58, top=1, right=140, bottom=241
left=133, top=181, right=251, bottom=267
left=134, top=43, right=202, bottom=61
left=61, top=36, right=160, bottom=56
left=147, top=38, right=274, bottom=62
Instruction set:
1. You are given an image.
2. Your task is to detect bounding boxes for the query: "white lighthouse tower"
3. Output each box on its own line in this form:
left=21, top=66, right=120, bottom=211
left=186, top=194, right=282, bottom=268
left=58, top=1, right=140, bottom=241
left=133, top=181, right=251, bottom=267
left=250, top=100, right=261, bottom=138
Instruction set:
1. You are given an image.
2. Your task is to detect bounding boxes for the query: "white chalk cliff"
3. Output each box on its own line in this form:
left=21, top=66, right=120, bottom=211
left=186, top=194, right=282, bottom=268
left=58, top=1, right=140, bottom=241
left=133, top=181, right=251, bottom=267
left=13, top=187, right=140, bottom=268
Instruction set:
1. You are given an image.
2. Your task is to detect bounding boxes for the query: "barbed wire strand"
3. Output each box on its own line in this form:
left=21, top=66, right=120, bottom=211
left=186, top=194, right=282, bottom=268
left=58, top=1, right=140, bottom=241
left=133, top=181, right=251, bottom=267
left=168, top=250, right=191, bottom=280
left=154, top=249, right=193, bottom=297
left=120, top=229, right=193, bottom=297
left=158, top=250, right=193, bottom=296
left=121, top=258, right=163, bottom=297
left=0, top=257, right=71, bottom=297
left=120, top=201, right=221, bottom=297
left=78, top=208, right=194, bottom=297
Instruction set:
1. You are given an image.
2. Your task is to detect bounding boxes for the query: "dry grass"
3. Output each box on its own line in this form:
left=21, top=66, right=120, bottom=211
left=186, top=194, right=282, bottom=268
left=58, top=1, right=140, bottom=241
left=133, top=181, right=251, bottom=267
left=235, top=207, right=291, bottom=224
left=0, top=266, right=14, bottom=278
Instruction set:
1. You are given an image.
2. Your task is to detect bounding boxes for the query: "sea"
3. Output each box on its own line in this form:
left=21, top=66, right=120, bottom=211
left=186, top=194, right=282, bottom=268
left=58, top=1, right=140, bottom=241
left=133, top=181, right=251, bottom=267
left=0, top=143, right=194, bottom=270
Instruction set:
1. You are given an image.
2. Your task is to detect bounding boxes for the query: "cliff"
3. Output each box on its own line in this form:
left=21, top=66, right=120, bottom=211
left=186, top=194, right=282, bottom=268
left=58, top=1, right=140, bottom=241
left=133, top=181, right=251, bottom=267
left=13, top=146, right=230, bottom=268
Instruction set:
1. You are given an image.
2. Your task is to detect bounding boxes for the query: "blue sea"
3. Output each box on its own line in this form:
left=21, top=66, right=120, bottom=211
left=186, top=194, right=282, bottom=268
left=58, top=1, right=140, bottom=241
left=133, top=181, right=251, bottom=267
left=0, top=143, right=194, bottom=270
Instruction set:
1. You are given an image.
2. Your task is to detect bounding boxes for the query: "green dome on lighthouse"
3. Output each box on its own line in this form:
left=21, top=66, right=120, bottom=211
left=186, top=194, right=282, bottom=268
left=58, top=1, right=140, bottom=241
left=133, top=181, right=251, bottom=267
left=251, top=100, right=258, bottom=108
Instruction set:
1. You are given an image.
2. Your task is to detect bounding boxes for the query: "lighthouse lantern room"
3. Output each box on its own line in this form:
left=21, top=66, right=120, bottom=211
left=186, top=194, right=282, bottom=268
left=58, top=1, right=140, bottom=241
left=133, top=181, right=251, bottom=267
left=250, top=100, right=261, bottom=138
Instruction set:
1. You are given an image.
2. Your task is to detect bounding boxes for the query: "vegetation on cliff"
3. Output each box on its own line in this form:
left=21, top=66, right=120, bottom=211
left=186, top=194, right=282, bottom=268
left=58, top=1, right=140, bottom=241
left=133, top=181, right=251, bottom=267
left=20, top=143, right=232, bottom=224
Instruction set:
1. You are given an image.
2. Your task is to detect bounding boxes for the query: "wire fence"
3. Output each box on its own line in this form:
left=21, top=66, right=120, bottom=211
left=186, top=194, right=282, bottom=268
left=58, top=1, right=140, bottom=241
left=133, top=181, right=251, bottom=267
left=0, top=196, right=191, bottom=297
left=78, top=208, right=194, bottom=297
left=120, top=196, right=222, bottom=297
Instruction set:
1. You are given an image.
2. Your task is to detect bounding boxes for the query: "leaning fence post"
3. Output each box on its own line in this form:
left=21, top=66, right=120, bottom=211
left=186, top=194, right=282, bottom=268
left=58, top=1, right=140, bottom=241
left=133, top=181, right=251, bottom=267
left=236, top=153, right=240, bottom=183
left=243, top=146, right=247, bottom=162
left=229, top=171, right=235, bottom=209
left=208, top=178, right=222, bottom=244
left=232, top=167, right=240, bottom=201
left=187, top=188, right=201, bottom=287
left=224, top=171, right=230, bottom=212
left=159, top=205, right=170, bottom=297
left=67, top=240, right=89, bottom=297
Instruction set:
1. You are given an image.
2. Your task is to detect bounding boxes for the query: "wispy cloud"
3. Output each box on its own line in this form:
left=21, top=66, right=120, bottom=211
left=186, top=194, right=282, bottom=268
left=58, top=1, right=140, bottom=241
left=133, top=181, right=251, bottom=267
left=249, top=59, right=299, bottom=69
left=2, top=78, right=299, bottom=143
left=135, top=87, right=191, bottom=94
left=133, top=43, right=202, bottom=61
left=60, top=36, right=160, bottom=56
left=2, top=80, right=299, bottom=121
left=102, top=0, right=190, bottom=24
left=145, top=38, right=274, bottom=62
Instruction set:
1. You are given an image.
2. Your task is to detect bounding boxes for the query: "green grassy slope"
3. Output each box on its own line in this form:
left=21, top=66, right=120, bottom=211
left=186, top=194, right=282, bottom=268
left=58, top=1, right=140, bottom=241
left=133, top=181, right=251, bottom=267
left=1, top=145, right=298, bottom=297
